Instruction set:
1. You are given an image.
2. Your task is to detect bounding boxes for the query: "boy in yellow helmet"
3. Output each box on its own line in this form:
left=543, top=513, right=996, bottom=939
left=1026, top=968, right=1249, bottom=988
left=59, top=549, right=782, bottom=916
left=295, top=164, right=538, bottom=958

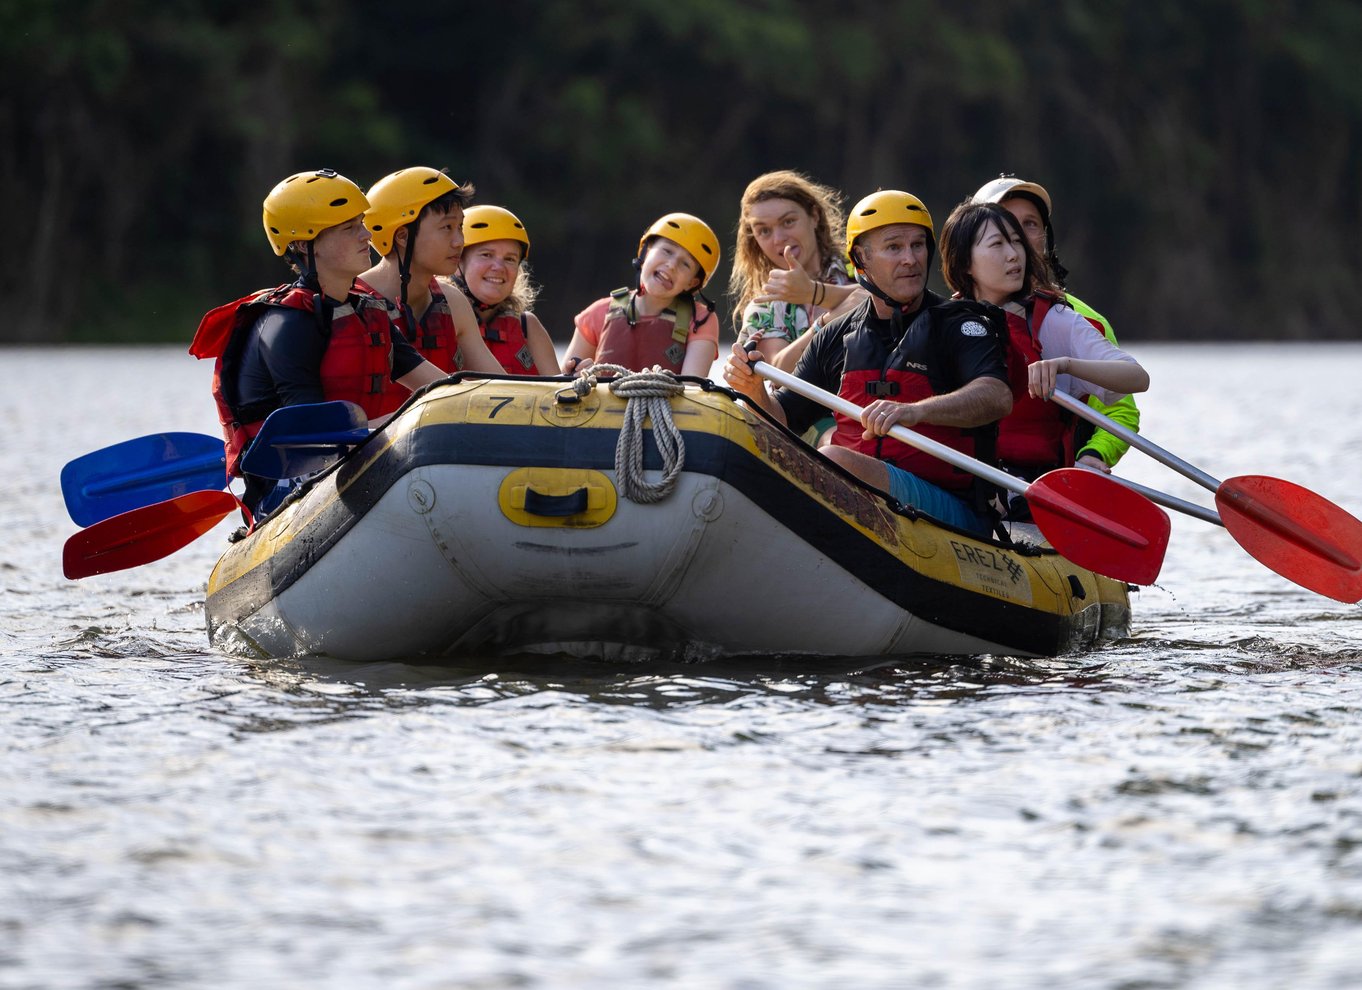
left=189, top=169, right=453, bottom=515
left=359, top=166, right=503, bottom=416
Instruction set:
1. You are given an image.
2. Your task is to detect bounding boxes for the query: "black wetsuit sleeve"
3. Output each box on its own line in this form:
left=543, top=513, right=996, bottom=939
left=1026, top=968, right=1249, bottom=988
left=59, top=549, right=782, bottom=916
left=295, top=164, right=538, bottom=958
left=940, top=310, right=1009, bottom=389
left=238, top=307, right=328, bottom=408
left=390, top=326, right=424, bottom=380
left=775, top=318, right=849, bottom=435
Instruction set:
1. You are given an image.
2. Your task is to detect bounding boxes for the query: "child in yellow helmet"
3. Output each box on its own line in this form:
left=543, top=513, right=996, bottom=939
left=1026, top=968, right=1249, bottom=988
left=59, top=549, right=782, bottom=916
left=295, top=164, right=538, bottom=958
left=454, top=205, right=558, bottom=375
left=562, top=213, right=722, bottom=377
left=359, top=166, right=503, bottom=417
left=189, top=169, right=455, bottom=516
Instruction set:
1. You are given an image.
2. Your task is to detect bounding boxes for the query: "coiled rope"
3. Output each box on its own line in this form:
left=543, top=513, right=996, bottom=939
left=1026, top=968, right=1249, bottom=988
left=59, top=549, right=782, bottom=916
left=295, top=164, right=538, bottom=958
left=570, top=364, right=686, bottom=503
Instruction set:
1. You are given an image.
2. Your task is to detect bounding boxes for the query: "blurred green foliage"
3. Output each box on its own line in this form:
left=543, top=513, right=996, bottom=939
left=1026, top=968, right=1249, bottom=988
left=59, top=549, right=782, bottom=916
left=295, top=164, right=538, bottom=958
left=3, top=0, right=1360, bottom=343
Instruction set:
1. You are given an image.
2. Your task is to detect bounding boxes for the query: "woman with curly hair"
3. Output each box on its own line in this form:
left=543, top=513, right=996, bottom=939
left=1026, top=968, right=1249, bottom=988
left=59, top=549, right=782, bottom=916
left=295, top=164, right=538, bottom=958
left=730, top=170, right=866, bottom=372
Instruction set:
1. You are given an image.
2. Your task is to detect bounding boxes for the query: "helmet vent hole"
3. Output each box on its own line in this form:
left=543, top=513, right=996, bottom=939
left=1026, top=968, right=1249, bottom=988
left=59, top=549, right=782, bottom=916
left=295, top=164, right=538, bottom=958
left=471, top=222, right=488, bottom=230
left=329, top=198, right=349, bottom=207
left=269, top=226, right=280, bottom=234
left=666, top=221, right=681, bottom=230
left=860, top=208, right=878, bottom=217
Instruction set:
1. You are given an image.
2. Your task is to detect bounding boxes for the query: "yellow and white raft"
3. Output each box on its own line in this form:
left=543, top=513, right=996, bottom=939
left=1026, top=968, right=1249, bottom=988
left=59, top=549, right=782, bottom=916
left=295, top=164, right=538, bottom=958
left=205, top=375, right=1131, bottom=662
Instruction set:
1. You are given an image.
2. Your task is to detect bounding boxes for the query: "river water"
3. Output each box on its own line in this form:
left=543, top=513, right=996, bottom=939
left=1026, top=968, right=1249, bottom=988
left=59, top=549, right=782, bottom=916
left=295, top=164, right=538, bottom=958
left=2, top=344, right=1360, bottom=989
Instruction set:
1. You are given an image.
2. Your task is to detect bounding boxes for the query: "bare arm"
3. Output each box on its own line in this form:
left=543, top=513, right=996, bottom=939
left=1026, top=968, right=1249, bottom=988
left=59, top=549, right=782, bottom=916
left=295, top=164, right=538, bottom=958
left=720, top=341, right=789, bottom=427
left=397, top=359, right=450, bottom=392
left=561, top=326, right=596, bottom=374
left=681, top=338, right=718, bottom=378
left=1030, top=355, right=1149, bottom=400
left=771, top=329, right=815, bottom=373
left=520, top=313, right=559, bottom=376
left=860, top=375, right=1012, bottom=438
left=440, top=282, right=504, bottom=374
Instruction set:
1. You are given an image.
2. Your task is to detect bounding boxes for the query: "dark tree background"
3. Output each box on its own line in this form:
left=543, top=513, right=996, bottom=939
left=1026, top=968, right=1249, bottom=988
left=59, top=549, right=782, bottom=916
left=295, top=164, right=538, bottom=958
left=5, top=0, right=1361, bottom=345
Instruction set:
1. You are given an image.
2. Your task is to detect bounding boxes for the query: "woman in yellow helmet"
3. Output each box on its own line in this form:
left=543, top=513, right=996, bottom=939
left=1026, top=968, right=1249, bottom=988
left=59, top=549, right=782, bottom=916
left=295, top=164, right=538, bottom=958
left=453, top=205, right=558, bottom=375
left=730, top=170, right=866, bottom=372
left=561, top=213, right=722, bottom=377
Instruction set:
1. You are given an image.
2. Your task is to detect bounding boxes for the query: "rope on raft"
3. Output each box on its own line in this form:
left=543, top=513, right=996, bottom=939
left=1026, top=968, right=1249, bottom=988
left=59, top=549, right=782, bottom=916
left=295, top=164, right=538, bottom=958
left=570, top=364, right=686, bottom=504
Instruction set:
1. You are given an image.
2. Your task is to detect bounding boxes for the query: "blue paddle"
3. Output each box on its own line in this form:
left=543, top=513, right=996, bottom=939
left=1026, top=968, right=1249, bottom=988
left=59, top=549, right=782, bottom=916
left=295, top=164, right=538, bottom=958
left=62, top=402, right=371, bottom=528
left=240, top=400, right=370, bottom=480
left=61, top=432, right=227, bottom=527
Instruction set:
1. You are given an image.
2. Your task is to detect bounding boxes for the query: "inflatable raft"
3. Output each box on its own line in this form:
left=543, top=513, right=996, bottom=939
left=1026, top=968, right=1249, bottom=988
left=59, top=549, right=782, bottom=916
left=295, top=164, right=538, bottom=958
left=204, top=375, right=1132, bottom=663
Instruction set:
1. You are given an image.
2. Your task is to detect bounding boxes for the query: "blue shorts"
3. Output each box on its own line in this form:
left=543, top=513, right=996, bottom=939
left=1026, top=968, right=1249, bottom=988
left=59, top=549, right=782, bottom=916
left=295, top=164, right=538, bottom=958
left=884, top=465, right=990, bottom=536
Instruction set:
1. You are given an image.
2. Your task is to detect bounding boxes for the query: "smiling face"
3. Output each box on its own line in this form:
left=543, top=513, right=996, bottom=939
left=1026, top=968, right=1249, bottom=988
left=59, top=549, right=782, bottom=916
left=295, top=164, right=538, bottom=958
left=745, top=196, right=820, bottom=274
left=967, top=217, right=1026, bottom=305
left=401, top=206, right=466, bottom=278
left=460, top=237, right=524, bottom=307
left=639, top=236, right=702, bottom=299
left=855, top=223, right=930, bottom=307
left=1001, top=195, right=1047, bottom=257
left=306, top=214, right=373, bottom=282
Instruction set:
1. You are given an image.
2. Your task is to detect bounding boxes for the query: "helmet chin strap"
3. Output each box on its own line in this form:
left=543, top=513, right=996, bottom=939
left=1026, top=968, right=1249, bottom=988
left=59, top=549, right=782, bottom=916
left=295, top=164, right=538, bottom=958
left=396, top=220, right=422, bottom=328
left=631, top=254, right=645, bottom=295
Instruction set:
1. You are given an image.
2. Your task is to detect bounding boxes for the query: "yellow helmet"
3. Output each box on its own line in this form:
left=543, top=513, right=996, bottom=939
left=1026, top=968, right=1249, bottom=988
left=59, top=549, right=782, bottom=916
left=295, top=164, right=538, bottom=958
left=462, top=205, right=531, bottom=259
left=971, top=174, right=1053, bottom=219
left=845, top=190, right=935, bottom=270
left=262, top=169, right=369, bottom=256
left=364, top=166, right=463, bottom=257
left=638, top=213, right=721, bottom=287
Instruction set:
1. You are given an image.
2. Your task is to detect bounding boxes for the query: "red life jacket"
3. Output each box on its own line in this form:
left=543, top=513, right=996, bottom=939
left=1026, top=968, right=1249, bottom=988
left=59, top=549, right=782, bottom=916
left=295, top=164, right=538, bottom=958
left=189, top=283, right=395, bottom=477
left=371, top=277, right=463, bottom=417
left=828, top=298, right=1005, bottom=493
left=996, top=291, right=1080, bottom=473
left=480, top=310, right=540, bottom=374
left=595, top=288, right=697, bottom=373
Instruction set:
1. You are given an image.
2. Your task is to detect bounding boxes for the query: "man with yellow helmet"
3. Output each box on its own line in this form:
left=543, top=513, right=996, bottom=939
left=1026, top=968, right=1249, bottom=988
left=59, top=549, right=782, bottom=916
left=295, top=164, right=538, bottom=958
left=723, top=189, right=1013, bottom=537
left=359, top=166, right=503, bottom=415
left=562, top=212, right=722, bottom=377
left=189, top=169, right=454, bottom=517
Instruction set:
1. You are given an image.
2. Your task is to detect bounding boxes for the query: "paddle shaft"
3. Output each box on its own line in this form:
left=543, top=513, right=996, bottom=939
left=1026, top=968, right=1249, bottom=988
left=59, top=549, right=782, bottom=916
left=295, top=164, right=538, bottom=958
left=1051, top=390, right=1221, bottom=491
left=1051, top=388, right=1356, bottom=567
left=751, top=361, right=1033, bottom=499
left=1096, top=471, right=1222, bottom=526
left=746, top=357, right=1170, bottom=580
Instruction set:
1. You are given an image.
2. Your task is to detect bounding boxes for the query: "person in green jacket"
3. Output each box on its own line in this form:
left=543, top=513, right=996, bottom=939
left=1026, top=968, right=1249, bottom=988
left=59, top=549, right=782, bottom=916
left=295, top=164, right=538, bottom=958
left=971, top=175, right=1139, bottom=472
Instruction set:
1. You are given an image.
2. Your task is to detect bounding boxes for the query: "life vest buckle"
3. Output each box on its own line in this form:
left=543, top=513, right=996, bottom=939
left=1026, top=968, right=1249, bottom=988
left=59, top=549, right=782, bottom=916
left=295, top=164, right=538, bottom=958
left=866, top=381, right=900, bottom=397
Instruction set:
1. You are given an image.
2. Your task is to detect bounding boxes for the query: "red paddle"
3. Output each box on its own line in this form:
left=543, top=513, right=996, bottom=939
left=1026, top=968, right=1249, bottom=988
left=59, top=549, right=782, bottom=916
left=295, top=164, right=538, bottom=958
left=747, top=359, right=1170, bottom=585
left=1051, top=391, right=1362, bottom=603
left=63, top=490, right=244, bottom=580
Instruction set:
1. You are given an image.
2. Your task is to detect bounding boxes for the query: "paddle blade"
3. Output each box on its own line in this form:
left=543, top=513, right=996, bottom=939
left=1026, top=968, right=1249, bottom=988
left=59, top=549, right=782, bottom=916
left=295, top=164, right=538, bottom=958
left=61, top=432, right=227, bottom=526
left=241, top=400, right=370, bottom=480
left=1026, top=468, right=1171, bottom=585
left=1216, top=475, right=1362, bottom=603
left=63, top=490, right=241, bottom=579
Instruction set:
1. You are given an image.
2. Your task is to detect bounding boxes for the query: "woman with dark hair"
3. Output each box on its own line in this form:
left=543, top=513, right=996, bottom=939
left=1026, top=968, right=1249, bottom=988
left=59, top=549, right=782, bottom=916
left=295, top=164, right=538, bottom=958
left=938, top=201, right=1148, bottom=499
left=972, top=175, right=1139, bottom=474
